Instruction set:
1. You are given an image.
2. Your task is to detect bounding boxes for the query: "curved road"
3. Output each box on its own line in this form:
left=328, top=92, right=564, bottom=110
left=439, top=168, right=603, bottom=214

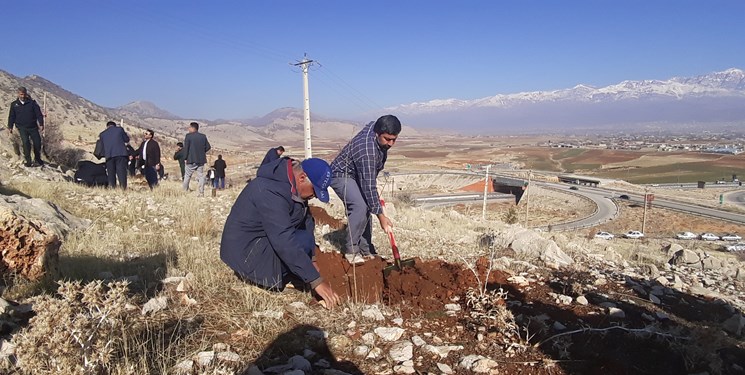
left=534, top=182, right=619, bottom=231
left=725, top=190, right=745, bottom=208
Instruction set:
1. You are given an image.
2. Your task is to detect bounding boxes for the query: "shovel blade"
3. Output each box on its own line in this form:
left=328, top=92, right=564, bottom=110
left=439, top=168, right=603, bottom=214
left=383, top=258, right=416, bottom=277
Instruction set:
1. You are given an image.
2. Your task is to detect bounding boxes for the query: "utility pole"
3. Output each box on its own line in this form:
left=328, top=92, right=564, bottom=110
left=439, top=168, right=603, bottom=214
left=293, top=54, right=314, bottom=159
left=482, top=165, right=491, bottom=220
left=642, top=189, right=649, bottom=234
left=525, top=170, right=533, bottom=227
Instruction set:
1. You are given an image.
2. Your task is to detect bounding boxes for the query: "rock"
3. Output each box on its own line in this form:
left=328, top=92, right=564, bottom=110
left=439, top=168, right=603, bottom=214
left=315, top=358, right=331, bottom=368
left=507, top=275, right=529, bottom=286
left=176, top=279, right=189, bottom=292
left=575, top=295, right=589, bottom=305
left=444, top=303, right=461, bottom=313
left=195, top=351, right=214, bottom=367
left=556, top=294, right=573, bottom=305
left=459, top=355, right=485, bottom=370
left=656, top=311, right=670, bottom=320
left=672, top=275, right=685, bottom=290
left=288, top=355, right=312, bottom=372
left=374, top=327, right=405, bottom=342
left=654, top=276, right=669, bottom=286
left=424, top=344, right=464, bottom=359
left=503, top=227, right=574, bottom=268
left=252, top=310, right=284, bottom=319
left=649, top=293, right=661, bottom=305
left=302, top=349, right=316, bottom=359
left=389, top=341, right=414, bottom=362
left=392, top=318, right=404, bottom=326
left=354, top=345, right=370, bottom=357
left=0, top=339, right=16, bottom=361
left=411, top=335, right=426, bottom=347
left=328, top=335, right=352, bottom=352
left=688, top=286, right=721, bottom=299
left=665, top=243, right=685, bottom=257
left=173, top=359, right=194, bottom=374
left=286, top=301, right=308, bottom=315
left=141, top=296, right=168, bottom=315
left=722, top=314, right=745, bottom=336
left=437, top=363, right=454, bottom=374
left=212, top=343, right=229, bottom=352
left=361, top=332, right=376, bottom=346
left=553, top=321, right=567, bottom=331
left=608, top=307, right=626, bottom=319
left=599, top=302, right=617, bottom=309
left=0, top=298, right=12, bottom=314
left=366, top=347, right=383, bottom=359
left=362, top=305, right=385, bottom=321
left=394, top=360, right=416, bottom=374
left=0, top=196, right=87, bottom=281
left=669, top=249, right=700, bottom=266
left=216, top=351, right=240, bottom=362
left=701, top=257, right=725, bottom=270
left=472, top=357, right=498, bottom=373
left=639, top=264, right=660, bottom=279
left=163, top=276, right=188, bottom=284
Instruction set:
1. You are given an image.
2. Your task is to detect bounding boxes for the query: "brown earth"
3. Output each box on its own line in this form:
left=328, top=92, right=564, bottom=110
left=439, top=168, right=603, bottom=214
left=459, top=178, right=495, bottom=193
left=309, top=206, right=344, bottom=229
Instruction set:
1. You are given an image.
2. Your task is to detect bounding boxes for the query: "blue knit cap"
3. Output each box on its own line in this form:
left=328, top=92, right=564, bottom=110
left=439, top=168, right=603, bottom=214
left=301, top=158, right=332, bottom=203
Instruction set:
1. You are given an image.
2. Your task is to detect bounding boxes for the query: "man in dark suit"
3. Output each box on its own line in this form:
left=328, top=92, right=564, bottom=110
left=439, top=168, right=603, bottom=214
left=182, top=122, right=211, bottom=196
left=98, top=121, right=130, bottom=189
left=7, top=87, right=45, bottom=167
left=134, top=129, right=161, bottom=189
left=260, top=146, right=285, bottom=166
left=212, top=154, right=227, bottom=189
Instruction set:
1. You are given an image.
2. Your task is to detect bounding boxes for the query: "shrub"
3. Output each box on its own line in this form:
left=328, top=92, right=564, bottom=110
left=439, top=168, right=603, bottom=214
left=504, top=206, right=519, bottom=224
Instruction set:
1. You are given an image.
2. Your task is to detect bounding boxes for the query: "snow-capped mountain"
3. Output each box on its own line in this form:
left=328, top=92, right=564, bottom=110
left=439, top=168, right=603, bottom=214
left=388, top=68, right=745, bottom=132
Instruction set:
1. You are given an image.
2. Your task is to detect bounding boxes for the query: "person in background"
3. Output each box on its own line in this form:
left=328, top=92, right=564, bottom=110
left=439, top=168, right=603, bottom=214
left=98, top=121, right=130, bottom=189
left=182, top=122, right=211, bottom=196
left=220, top=157, right=340, bottom=309
left=261, top=145, right=285, bottom=166
left=134, top=129, right=161, bottom=189
left=329, top=115, right=401, bottom=265
left=212, top=154, right=227, bottom=189
left=173, top=141, right=186, bottom=180
left=126, top=144, right=138, bottom=176
left=7, top=87, right=45, bottom=167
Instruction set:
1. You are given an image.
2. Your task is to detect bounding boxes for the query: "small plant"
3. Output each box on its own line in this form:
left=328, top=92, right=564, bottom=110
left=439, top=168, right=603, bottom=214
left=504, top=206, right=519, bottom=224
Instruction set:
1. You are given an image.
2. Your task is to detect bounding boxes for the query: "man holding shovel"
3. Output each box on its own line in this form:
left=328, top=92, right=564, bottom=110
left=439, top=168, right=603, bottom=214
left=330, top=115, right=401, bottom=265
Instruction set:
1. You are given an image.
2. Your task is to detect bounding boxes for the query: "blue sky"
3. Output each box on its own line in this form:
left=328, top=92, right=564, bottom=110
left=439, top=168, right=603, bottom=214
left=2, top=1, right=743, bottom=120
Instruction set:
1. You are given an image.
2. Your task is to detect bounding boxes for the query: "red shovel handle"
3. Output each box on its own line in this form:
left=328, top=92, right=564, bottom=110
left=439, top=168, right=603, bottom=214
left=380, top=198, right=402, bottom=262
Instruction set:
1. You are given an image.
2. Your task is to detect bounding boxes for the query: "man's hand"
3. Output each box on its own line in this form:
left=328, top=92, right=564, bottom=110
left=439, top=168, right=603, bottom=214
left=313, top=281, right=340, bottom=310
left=38, top=125, right=44, bottom=135
left=377, top=213, right=394, bottom=234
left=129, top=155, right=133, bottom=160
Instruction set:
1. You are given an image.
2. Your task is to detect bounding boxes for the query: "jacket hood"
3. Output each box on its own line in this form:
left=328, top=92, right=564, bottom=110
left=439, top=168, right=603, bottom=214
left=256, top=158, right=291, bottom=185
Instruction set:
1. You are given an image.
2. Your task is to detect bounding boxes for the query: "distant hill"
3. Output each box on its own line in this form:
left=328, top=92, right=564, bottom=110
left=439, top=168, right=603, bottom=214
left=114, top=100, right=180, bottom=120
left=387, top=68, right=745, bottom=133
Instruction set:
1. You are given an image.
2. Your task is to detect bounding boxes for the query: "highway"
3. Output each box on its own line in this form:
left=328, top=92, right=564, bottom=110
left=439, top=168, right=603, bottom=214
left=533, top=182, right=619, bottom=230
left=725, top=191, right=745, bottom=208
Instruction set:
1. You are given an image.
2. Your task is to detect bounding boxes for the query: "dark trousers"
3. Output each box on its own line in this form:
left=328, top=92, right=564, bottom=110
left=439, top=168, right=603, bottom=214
left=143, top=165, right=159, bottom=189
left=330, top=177, right=376, bottom=256
left=106, top=156, right=128, bottom=189
left=128, top=159, right=137, bottom=176
left=213, top=176, right=225, bottom=189
left=234, top=229, right=315, bottom=291
left=17, top=127, right=42, bottom=164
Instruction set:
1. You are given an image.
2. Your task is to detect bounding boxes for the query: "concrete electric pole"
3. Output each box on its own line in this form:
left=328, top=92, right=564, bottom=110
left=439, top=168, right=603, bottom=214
left=482, top=165, right=492, bottom=220
left=294, top=54, right=315, bottom=159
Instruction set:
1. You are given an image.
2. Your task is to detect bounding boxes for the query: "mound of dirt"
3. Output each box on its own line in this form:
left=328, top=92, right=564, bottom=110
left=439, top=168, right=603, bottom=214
left=309, top=206, right=344, bottom=229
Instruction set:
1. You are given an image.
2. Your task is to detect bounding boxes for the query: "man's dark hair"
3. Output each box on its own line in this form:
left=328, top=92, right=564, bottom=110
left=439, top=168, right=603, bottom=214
left=218, top=154, right=223, bottom=159
left=146, top=129, right=154, bottom=136
left=277, top=146, right=285, bottom=152
left=177, top=142, right=184, bottom=147
left=190, top=122, right=199, bottom=130
left=17, top=87, right=27, bottom=94
left=106, top=121, right=116, bottom=127
left=373, top=115, right=402, bottom=135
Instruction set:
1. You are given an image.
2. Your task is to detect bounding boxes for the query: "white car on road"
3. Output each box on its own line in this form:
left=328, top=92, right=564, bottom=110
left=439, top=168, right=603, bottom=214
left=700, top=233, right=720, bottom=241
left=624, top=231, right=645, bottom=239
left=721, top=233, right=742, bottom=241
left=675, top=232, right=697, bottom=240
left=725, top=242, right=745, bottom=252
left=594, top=232, right=614, bottom=240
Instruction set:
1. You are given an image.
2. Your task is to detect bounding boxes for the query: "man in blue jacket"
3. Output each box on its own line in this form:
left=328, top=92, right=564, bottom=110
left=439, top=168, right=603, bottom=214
left=98, top=121, right=131, bottom=189
left=260, top=145, right=285, bottom=166
left=7, top=87, right=45, bottom=167
left=220, top=157, right=341, bottom=309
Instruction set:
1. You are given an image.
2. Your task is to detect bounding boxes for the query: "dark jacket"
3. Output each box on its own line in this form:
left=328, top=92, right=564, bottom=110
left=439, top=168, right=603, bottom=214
left=212, top=159, right=227, bottom=178
left=261, top=147, right=281, bottom=166
left=135, top=139, right=161, bottom=167
left=173, top=148, right=186, bottom=174
left=220, top=158, right=320, bottom=289
left=183, top=131, right=211, bottom=164
left=98, top=126, right=130, bottom=158
left=8, top=99, right=44, bottom=130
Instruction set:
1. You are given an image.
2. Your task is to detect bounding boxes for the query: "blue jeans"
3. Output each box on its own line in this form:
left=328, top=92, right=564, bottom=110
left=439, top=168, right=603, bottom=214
left=144, top=165, right=159, bottom=189
left=213, top=176, right=225, bottom=189
left=330, top=177, right=375, bottom=256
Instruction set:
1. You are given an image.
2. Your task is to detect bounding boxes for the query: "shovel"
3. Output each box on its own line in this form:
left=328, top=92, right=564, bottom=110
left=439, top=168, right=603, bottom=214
left=380, top=199, right=415, bottom=277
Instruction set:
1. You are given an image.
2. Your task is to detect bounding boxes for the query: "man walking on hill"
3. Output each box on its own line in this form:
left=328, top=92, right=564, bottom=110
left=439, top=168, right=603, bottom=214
left=7, top=87, right=45, bottom=167
left=134, top=129, right=161, bottom=189
left=220, top=157, right=341, bottom=309
left=98, top=121, right=130, bottom=189
left=182, top=122, right=211, bottom=196
left=261, top=145, right=285, bottom=166
left=173, top=142, right=186, bottom=180
left=330, top=115, right=401, bottom=265
left=212, top=154, right=227, bottom=189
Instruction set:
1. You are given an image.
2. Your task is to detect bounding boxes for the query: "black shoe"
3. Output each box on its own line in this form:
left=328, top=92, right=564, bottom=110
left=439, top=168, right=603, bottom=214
left=34, top=160, right=44, bottom=167
left=23, top=161, right=33, bottom=167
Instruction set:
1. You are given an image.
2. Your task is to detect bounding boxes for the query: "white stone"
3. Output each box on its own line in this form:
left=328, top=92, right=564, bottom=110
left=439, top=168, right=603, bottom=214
left=508, top=275, right=529, bottom=286
left=216, top=351, right=240, bottom=362
left=286, top=302, right=308, bottom=315
left=425, top=344, right=464, bottom=359
left=362, top=305, right=385, bottom=321
left=389, top=341, right=414, bottom=362
left=411, top=335, right=426, bottom=347
left=195, top=351, right=214, bottom=367
left=362, top=332, right=376, bottom=346
left=472, top=357, right=498, bottom=373
left=392, top=318, right=404, bottom=326
left=375, top=327, right=405, bottom=342
left=459, top=355, right=485, bottom=370
left=141, top=296, right=168, bottom=315
left=163, top=276, right=187, bottom=284
left=557, top=294, right=573, bottom=305
left=608, top=307, right=626, bottom=319
left=394, top=360, right=416, bottom=374
left=354, top=345, right=370, bottom=357
left=575, top=295, right=589, bottom=305
left=176, top=280, right=188, bottom=292
left=444, top=303, right=461, bottom=312
left=366, top=347, right=383, bottom=359
left=437, top=363, right=454, bottom=374
left=252, top=310, right=284, bottom=319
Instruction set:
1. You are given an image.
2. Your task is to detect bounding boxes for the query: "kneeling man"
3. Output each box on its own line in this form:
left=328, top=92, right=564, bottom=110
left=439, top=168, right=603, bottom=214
left=220, top=157, right=340, bottom=308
